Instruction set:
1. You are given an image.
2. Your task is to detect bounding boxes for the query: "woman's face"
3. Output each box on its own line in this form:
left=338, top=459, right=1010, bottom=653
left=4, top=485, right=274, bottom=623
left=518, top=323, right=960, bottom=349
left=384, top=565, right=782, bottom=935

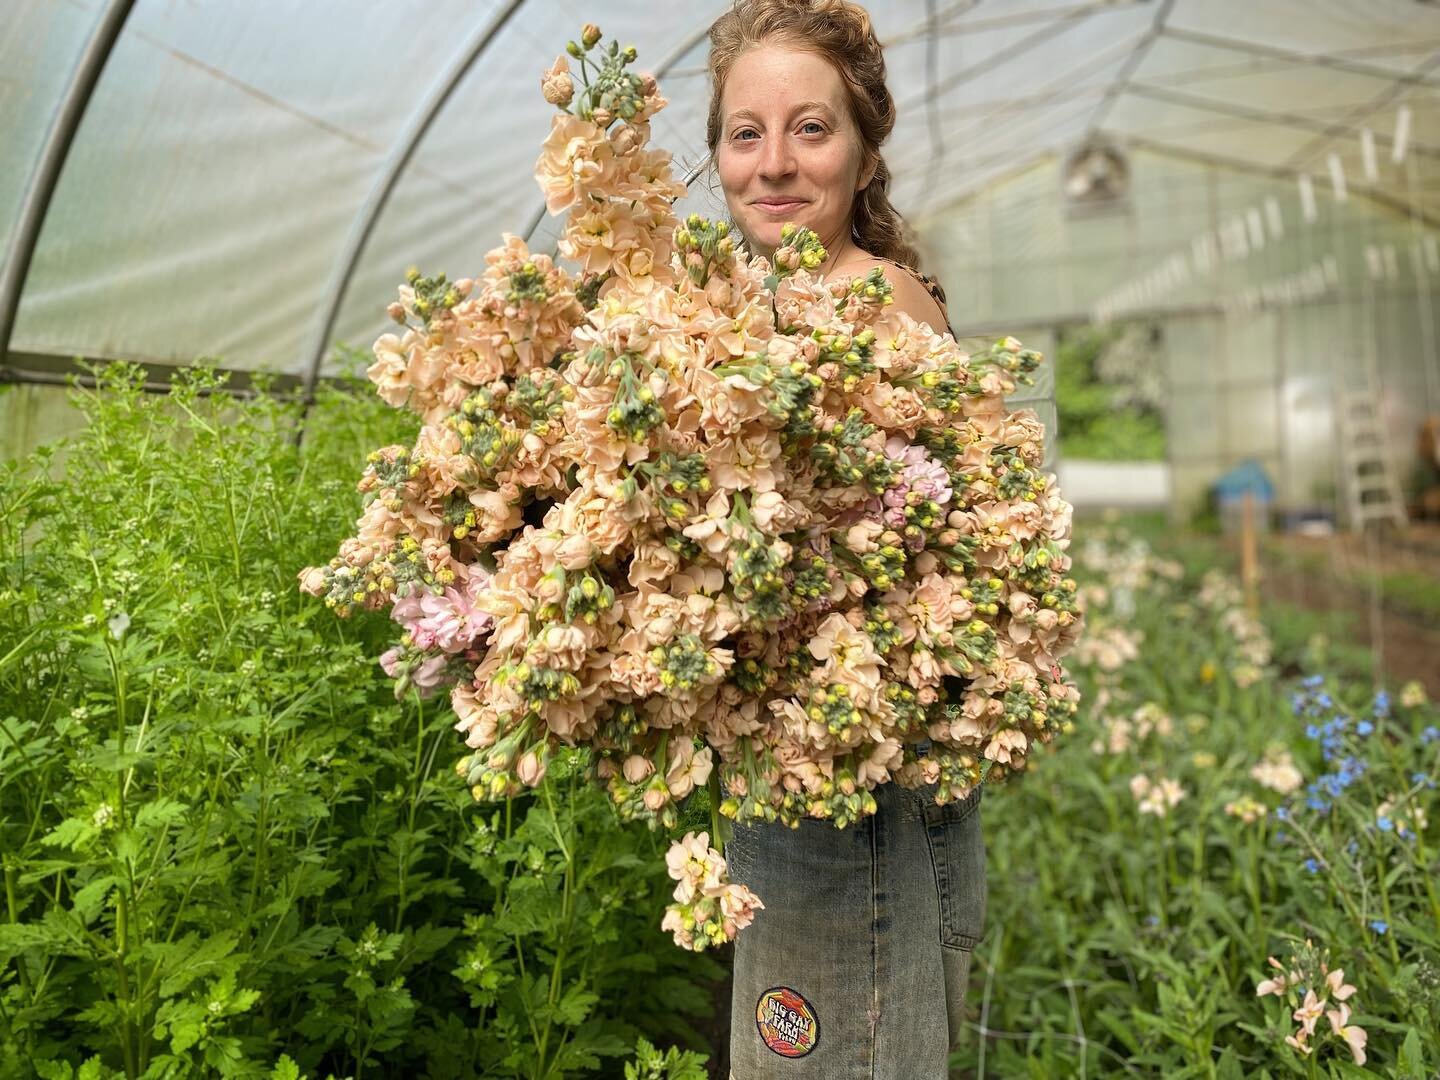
left=715, top=43, right=873, bottom=258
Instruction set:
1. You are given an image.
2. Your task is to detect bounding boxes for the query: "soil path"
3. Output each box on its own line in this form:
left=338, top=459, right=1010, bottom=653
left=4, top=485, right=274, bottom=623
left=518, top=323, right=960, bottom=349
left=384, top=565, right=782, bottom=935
left=1257, top=525, right=1440, bottom=697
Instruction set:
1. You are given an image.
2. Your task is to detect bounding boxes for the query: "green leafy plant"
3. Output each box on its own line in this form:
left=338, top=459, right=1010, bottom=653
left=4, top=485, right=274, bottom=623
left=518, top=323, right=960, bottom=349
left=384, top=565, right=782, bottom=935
left=0, top=359, right=718, bottom=1078
left=1055, top=323, right=1168, bottom=461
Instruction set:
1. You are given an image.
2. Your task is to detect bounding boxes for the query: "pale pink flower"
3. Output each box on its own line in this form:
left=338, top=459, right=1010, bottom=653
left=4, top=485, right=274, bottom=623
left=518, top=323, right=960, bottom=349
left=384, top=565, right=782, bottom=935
left=1293, top=989, right=1325, bottom=1038
left=666, top=743, right=714, bottom=800
left=717, top=882, right=764, bottom=936
left=1324, top=968, right=1357, bottom=1001
left=1130, top=773, right=1185, bottom=816
left=1250, top=749, right=1303, bottom=795
left=1325, top=1001, right=1367, bottom=1065
left=391, top=578, right=498, bottom=656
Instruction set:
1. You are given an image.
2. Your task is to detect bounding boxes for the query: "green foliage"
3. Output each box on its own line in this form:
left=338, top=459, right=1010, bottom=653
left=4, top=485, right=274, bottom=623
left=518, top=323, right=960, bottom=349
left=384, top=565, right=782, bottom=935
left=623, top=1036, right=709, bottom=1080
left=1263, top=540, right=1440, bottom=626
left=1056, top=323, right=1168, bottom=461
left=0, top=359, right=718, bottom=1078
left=947, top=514, right=1440, bottom=1076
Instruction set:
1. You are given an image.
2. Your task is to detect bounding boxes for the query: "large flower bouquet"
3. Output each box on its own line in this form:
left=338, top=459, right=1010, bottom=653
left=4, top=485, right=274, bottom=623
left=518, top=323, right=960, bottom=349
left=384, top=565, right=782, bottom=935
left=299, top=25, right=1084, bottom=951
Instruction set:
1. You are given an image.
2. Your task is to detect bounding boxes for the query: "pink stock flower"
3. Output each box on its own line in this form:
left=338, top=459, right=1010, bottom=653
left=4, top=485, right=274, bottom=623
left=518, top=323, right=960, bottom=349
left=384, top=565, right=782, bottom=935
left=390, top=576, right=495, bottom=654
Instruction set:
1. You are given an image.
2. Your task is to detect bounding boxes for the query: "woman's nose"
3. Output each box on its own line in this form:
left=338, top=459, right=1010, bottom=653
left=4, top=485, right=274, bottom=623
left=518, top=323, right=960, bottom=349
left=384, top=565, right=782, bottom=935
left=758, top=136, right=796, bottom=181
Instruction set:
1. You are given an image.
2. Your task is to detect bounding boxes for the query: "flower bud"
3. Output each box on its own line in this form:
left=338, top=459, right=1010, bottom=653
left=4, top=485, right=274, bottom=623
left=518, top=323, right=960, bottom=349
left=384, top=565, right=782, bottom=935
left=541, top=68, right=575, bottom=107
left=622, top=755, right=654, bottom=783
left=610, top=123, right=642, bottom=155
left=516, top=750, right=547, bottom=786
left=581, top=23, right=602, bottom=48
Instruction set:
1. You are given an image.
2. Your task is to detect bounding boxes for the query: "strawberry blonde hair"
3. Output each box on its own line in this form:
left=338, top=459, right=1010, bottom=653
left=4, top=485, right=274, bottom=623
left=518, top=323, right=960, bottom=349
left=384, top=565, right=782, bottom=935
left=705, top=0, right=923, bottom=271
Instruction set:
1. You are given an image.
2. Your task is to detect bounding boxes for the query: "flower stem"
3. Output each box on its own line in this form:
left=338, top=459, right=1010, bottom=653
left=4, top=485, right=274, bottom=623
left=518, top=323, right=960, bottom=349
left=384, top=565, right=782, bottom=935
left=708, top=768, right=729, bottom=853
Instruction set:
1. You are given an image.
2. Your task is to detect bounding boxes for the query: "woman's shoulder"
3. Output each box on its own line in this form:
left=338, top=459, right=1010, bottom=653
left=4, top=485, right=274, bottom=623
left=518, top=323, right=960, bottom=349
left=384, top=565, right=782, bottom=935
left=838, top=254, right=947, bottom=303
left=845, top=255, right=952, bottom=334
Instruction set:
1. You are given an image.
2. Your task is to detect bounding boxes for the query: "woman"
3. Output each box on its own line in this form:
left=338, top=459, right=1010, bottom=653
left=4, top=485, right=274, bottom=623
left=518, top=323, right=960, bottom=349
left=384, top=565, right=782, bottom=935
left=704, top=2, right=989, bottom=1077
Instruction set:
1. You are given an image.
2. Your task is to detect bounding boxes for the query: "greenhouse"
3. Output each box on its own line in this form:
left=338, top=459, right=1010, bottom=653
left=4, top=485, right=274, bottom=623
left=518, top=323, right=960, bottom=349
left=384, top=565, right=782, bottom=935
left=2, top=0, right=1438, bottom=1076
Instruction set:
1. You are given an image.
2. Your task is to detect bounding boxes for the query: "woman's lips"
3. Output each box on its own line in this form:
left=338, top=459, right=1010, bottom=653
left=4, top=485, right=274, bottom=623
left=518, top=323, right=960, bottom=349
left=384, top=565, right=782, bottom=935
left=753, top=199, right=807, bottom=214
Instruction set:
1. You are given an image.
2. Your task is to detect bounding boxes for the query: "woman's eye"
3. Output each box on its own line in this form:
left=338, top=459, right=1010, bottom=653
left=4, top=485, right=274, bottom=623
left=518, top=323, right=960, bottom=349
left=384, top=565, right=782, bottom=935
left=800, top=121, right=825, bottom=134
left=735, top=129, right=759, bottom=141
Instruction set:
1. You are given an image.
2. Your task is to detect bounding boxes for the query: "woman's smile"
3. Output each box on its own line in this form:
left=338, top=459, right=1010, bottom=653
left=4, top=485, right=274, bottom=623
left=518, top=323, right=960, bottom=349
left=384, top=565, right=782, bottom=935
left=752, top=197, right=809, bottom=214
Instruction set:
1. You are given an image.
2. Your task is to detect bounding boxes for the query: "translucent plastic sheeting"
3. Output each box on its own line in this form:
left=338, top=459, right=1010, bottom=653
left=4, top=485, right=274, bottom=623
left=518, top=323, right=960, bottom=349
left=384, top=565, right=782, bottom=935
left=1, top=0, right=1437, bottom=384
left=922, top=142, right=1438, bottom=517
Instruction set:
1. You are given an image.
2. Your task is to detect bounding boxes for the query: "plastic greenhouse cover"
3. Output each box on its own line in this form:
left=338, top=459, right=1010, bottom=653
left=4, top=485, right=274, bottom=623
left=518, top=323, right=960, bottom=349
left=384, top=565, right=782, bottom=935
left=1, top=0, right=1436, bottom=379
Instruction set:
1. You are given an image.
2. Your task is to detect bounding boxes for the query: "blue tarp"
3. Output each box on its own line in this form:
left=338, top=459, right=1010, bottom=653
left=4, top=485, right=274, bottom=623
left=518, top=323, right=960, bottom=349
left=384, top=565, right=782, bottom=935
left=1213, top=459, right=1274, bottom=504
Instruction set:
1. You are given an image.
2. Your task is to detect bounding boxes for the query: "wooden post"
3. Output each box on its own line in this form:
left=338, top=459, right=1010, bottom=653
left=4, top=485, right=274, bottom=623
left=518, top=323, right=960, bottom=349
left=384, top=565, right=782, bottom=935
left=1240, top=489, right=1260, bottom=617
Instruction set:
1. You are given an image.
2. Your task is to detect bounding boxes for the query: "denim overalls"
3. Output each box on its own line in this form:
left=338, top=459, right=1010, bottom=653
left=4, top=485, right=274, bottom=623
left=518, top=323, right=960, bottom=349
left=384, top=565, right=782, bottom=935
left=724, top=260, right=983, bottom=1077
left=724, top=770, right=988, bottom=1079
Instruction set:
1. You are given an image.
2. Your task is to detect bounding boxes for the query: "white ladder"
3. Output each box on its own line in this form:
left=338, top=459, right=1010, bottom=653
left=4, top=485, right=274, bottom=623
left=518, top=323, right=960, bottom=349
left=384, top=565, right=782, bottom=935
left=1335, top=382, right=1408, bottom=531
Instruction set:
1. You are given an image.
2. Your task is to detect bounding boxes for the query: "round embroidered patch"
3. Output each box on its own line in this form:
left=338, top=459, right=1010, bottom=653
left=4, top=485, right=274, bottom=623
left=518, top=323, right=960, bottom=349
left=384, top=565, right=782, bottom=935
left=755, top=986, right=820, bottom=1058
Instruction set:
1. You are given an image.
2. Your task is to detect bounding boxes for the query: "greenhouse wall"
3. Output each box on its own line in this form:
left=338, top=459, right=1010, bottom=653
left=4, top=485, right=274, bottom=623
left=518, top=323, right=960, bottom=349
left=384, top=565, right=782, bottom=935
left=920, top=148, right=1438, bottom=523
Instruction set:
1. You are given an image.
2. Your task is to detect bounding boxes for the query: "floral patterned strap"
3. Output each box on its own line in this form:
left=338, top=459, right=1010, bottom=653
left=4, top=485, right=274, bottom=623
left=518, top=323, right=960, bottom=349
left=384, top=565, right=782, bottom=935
left=886, top=259, right=955, bottom=338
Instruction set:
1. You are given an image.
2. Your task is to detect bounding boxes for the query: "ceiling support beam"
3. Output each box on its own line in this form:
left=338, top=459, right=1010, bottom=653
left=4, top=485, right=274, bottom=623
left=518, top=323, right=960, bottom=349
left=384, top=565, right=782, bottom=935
left=0, top=0, right=137, bottom=370
left=1082, top=0, right=1175, bottom=137
left=898, top=1, right=1105, bottom=113
left=892, top=29, right=1146, bottom=201
left=1159, top=25, right=1440, bottom=91
left=1124, top=135, right=1440, bottom=230
left=1126, top=81, right=1440, bottom=160
left=1284, top=49, right=1440, bottom=171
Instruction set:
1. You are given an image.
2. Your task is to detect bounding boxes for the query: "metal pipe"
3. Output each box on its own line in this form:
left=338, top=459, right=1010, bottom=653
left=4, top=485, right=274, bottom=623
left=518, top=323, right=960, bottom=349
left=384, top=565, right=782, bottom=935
left=0, top=0, right=137, bottom=369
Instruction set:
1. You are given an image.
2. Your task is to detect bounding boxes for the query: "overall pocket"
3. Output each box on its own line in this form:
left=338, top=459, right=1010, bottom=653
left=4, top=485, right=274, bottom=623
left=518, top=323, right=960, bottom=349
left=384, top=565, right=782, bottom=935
left=922, top=785, right=988, bottom=951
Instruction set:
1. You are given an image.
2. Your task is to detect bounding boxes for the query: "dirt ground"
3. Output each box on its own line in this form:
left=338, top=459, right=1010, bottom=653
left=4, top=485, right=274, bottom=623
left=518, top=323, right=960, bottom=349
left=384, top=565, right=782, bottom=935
left=1256, top=522, right=1440, bottom=698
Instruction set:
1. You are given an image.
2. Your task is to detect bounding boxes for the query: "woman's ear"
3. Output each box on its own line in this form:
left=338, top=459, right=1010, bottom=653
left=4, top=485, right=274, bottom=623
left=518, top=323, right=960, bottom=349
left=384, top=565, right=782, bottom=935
left=857, top=152, right=878, bottom=192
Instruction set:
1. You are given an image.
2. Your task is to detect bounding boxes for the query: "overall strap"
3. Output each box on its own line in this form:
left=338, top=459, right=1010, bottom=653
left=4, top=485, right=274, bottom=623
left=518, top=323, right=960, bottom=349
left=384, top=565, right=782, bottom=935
left=884, top=258, right=956, bottom=339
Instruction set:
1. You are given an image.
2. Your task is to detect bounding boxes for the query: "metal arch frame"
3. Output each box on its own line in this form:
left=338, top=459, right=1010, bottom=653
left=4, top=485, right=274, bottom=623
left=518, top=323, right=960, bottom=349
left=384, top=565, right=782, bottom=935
left=299, top=0, right=528, bottom=405
left=1120, top=136, right=1440, bottom=231
left=1125, top=81, right=1440, bottom=161
left=895, top=30, right=1152, bottom=216
left=896, top=0, right=1111, bottom=114
left=927, top=0, right=1149, bottom=41
left=1080, top=0, right=1175, bottom=139
left=0, top=0, right=137, bottom=369
left=890, top=26, right=1146, bottom=172
left=883, top=0, right=980, bottom=48
left=1158, top=26, right=1440, bottom=92
left=888, top=0, right=1138, bottom=221
left=1284, top=48, right=1440, bottom=171
left=520, top=20, right=717, bottom=251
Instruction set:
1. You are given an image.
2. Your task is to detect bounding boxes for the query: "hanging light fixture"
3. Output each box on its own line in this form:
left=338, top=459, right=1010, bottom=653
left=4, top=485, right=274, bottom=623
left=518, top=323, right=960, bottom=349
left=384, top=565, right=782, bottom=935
left=1061, top=138, right=1131, bottom=215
